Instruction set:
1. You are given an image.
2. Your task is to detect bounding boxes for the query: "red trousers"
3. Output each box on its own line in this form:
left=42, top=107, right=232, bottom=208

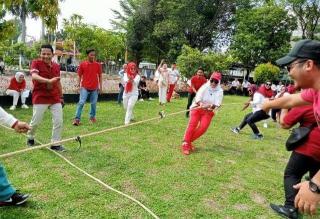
left=183, top=108, right=214, bottom=144
left=166, top=84, right=175, bottom=102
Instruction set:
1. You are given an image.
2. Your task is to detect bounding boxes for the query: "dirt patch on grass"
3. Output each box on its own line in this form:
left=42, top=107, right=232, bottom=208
left=233, top=203, right=251, bottom=211
left=122, top=180, right=146, bottom=200
left=203, top=198, right=221, bottom=211
left=161, top=194, right=173, bottom=201
left=251, top=192, right=266, bottom=205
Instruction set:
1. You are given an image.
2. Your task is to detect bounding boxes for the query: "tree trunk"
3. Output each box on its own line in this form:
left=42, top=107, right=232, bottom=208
left=20, top=12, right=27, bottom=43
left=41, top=20, right=45, bottom=40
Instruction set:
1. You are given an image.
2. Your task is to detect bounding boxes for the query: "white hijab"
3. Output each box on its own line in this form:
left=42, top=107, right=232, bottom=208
left=15, top=72, right=25, bottom=83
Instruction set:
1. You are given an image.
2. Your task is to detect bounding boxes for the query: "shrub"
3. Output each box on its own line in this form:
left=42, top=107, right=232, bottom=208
left=253, top=62, right=280, bottom=84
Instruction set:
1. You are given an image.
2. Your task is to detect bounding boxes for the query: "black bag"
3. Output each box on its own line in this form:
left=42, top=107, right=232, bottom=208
left=285, top=124, right=316, bottom=151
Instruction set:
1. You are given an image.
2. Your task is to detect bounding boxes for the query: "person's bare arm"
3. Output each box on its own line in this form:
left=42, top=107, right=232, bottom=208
left=261, top=93, right=310, bottom=112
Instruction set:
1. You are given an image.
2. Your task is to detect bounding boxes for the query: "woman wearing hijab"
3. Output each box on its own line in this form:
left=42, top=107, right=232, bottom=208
left=6, top=72, right=29, bottom=110
left=231, top=82, right=274, bottom=139
left=123, top=62, right=140, bottom=125
left=181, top=72, right=224, bottom=155
left=155, top=61, right=169, bottom=105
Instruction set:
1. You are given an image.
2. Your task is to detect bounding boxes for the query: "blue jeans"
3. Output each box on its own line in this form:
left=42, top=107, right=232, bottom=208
left=75, top=88, right=98, bottom=120
left=0, top=165, right=15, bottom=201
left=117, top=84, right=124, bottom=104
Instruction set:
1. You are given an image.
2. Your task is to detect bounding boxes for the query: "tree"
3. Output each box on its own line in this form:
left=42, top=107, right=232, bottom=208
left=177, top=45, right=235, bottom=78
left=0, top=5, right=18, bottom=64
left=63, top=14, right=125, bottom=62
left=113, top=0, right=240, bottom=63
left=0, top=0, right=63, bottom=43
left=0, top=6, right=16, bottom=40
left=253, top=62, right=280, bottom=84
left=230, top=4, right=296, bottom=72
left=32, top=0, right=64, bottom=40
left=285, top=0, right=320, bottom=39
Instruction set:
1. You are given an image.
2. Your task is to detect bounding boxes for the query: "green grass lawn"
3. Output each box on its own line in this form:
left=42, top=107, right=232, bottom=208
left=0, top=95, right=311, bottom=218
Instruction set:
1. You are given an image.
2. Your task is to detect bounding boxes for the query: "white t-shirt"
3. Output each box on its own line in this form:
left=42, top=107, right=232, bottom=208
left=191, top=82, right=224, bottom=108
left=242, top=81, right=250, bottom=88
left=0, top=107, right=17, bottom=127
left=168, top=69, right=180, bottom=84
left=231, top=80, right=240, bottom=87
left=250, top=92, right=266, bottom=113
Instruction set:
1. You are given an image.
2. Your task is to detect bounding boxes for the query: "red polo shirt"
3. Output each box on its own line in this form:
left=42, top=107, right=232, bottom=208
left=78, top=61, right=102, bottom=90
left=301, top=88, right=320, bottom=122
left=283, top=105, right=320, bottom=161
left=30, top=59, right=61, bottom=104
left=189, top=75, right=207, bottom=93
left=8, top=77, right=26, bottom=92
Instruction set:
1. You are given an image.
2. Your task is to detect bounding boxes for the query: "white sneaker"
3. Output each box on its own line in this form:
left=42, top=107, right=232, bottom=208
left=21, top=104, right=29, bottom=109
left=139, top=99, right=144, bottom=102
left=9, top=105, right=16, bottom=111
left=149, top=97, right=154, bottom=100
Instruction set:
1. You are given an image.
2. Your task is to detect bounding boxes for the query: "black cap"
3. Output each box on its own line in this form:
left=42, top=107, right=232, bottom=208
left=276, top=39, right=320, bottom=66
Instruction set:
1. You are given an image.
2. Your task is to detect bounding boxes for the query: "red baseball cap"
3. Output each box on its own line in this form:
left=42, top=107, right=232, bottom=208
left=210, top=72, right=222, bottom=81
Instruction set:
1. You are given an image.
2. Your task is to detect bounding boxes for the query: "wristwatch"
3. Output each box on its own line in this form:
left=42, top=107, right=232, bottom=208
left=309, top=180, right=320, bottom=194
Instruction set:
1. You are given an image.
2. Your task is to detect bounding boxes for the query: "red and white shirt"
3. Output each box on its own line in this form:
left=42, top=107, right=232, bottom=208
left=30, top=59, right=61, bottom=104
left=7, top=77, right=26, bottom=92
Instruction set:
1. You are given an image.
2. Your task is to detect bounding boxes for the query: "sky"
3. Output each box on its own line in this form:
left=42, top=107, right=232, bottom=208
left=26, top=0, right=121, bottom=40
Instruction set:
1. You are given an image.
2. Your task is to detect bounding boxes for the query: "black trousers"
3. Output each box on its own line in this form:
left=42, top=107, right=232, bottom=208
left=139, top=89, right=150, bottom=99
left=271, top=108, right=281, bottom=121
left=238, top=110, right=270, bottom=134
left=284, top=151, right=320, bottom=207
left=186, top=93, right=196, bottom=117
left=243, top=87, right=248, bottom=96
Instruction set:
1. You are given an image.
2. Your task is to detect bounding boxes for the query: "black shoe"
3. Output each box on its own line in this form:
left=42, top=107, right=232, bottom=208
left=270, top=203, right=299, bottom=219
left=50, top=145, right=66, bottom=152
left=0, top=192, right=30, bottom=207
left=27, top=139, right=34, bottom=147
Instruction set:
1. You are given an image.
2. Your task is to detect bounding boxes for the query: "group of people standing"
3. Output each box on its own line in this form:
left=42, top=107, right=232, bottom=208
left=1, top=39, right=320, bottom=219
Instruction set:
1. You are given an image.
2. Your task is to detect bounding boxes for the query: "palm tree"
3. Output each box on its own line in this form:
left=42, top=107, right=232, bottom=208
left=1, top=0, right=63, bottom=43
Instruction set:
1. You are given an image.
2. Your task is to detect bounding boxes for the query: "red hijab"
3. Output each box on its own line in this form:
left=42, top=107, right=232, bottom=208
left=125, top=62, right=137, bottom=93
left=257, top=84, right=273, bottom=98
left=248, top=84, right=257, bottom=96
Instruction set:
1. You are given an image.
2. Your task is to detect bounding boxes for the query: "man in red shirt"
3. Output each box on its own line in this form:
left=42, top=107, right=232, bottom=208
left=27, top=44, right=65, bottom=151
left=270, top=105, right=320, bottom=219
left=262, top=39, right=320, bottom=216
left=186, top=67, right=207, bottom=117
left=73, top=49, right=102, bottom=125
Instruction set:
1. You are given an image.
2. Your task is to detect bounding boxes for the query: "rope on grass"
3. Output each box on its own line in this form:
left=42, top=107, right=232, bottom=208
left=0, top=102, right=242, bottom=159
left=0, top=102, right=244, bottom=218
left=0, top=124, right=160, bottom=219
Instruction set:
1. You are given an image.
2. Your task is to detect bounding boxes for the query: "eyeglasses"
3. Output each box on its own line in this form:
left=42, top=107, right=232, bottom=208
left=210, top=79, right=218, bottom=84
left=266, top=83, right=271, bottom=86
left=286, top=60, right=307, bottom=72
